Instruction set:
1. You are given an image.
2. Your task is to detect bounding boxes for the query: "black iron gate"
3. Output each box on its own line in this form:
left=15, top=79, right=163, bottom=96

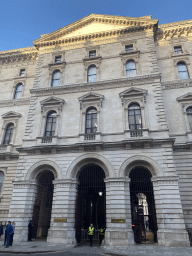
left=130, top=167, right=158, bottom=244
left=75, top=164, right=106, bottom=243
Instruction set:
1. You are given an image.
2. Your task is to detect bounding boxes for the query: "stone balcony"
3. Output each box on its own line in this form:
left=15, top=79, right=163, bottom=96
left=0, top=144, right=14, bottom=154
left=36, top=136, right=58, bottom=146
left=124, top=129, right=149, bottom=139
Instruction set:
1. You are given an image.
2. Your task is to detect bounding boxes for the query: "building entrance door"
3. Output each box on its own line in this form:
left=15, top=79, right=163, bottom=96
left=129, top=167, right=158, bottom=244
left=32, top=170, right=54, bottom=239
left=75, top=164, right=106, bottom=243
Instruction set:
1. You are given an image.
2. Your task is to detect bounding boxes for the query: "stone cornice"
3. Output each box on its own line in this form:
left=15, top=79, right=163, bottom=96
left=162, top=78, right=192, bottom=90
left=0, top=98, right=30, bottom=107
left=30, top=73, right=161, bottom=96
left=0, top=51, right=38, bottom=64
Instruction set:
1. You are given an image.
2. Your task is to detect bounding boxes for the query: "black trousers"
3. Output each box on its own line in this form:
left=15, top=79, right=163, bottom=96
left=99, top=234, right=104, bottom=245
left=89, top=235, right=93, bottom=246
left=10, top=233, right=14, bottom=246
left=4, top=231, right=7, bottom=245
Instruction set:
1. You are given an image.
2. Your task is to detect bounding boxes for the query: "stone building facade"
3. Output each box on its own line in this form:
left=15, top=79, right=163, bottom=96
left=0, top=14, right=192, bottom=247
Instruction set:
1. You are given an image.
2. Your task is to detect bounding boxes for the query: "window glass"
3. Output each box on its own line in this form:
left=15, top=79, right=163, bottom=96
left=177, top=62, right=189, bottom=79
left=89, top=50, right=96, bottom=57
left=187, top=107, right=192, bottom=130
left=87, top=66, right=97, bottom=82
left=14, top=84, right=22, bottom=99
left=86, top=108, right=97, bottom=134
left=51, top=70, right=60, bottom=87
left=45, top=111, right=57, bottom=137
left=3, top=123, right=14, bottom=144
left=128, top=103, right=142, bottom=130
left=126, top=61, right=136, bottom=77
left=55, top=56, right=61, bottom=63
left=20, top=69, right=25, bottom=76
left=125, top=45, right=133, bottom=52
left=0, top=171, right=4, bottom=194
left=174, top=46, right=182, bottom=54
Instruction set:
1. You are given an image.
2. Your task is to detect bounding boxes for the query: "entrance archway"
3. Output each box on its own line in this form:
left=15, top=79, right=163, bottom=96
left=129, top=167, right=158, bottom=244
left=32, top=170, right=54, bottom=239
left=75, top=164, right=106, bottom=243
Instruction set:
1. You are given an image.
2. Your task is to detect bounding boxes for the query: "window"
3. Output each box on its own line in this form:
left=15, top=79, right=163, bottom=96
left=20, top=69, right=25, bottom=76
left=45, top=111, right=57, bottom=137
left=51, top=70, right=60, bottom=87
left=0, top=171, right=4, bottom=194
left=177, top=62, right=189, bottom=79
left=3, top=123, right=14, bottom=144
left=14, top=83, right=22, bottom=99
left=87, top=65, right=97, bottom=82
left=126, top=60, right=136, bottom=77
left=128, top=103, right=142, bottom=130
left=86, top=108, right=97, bottom=134
left=187, top=107, right=192, bottom=130
left=89, top=50, right=96, bottom=58
left=55, top=56, right=61, bottom=63
left=174, top=46, right=183, bottom=54
left=125, top=44, right=133, bottom=52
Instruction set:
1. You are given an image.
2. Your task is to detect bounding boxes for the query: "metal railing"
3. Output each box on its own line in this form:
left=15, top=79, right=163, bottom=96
left=84, top=134, right=96, bottom=140
left=130, top=130, right=143, bottom=137
left=41, top=137, right=52, bottom=143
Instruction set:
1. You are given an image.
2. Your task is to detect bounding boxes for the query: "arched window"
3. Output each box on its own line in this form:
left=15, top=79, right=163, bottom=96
left=3, top=123, right=14, bottom=144
left=87, top=65, right=97, bottom=83
left=51, top=70, right=60, bottom=87
left=126, top=60, right=136, bottom=77
left=187, top=107, right=192, bottom=130
left=14, top=83, right=22, bottom=99
left=128, top=103, right=142, bottom=130
left=86, top=107, right=97, bottom=134
left=0, top=171, right=4, bottom=194
left=45, top=111, right=57, bottom=137
left=177, top=62, right=189, bottom=79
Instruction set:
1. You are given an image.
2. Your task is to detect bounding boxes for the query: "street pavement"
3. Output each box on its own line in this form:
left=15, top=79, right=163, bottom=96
left=1, top=237, right=192, bottom=255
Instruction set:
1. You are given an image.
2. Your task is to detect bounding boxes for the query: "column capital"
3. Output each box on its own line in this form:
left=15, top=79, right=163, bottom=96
left=151, top=176, right=179, bottom=184
left=104, top=177, right=130, bottom=185
left=12, top=180, right=38, bottom=188
left=53, top=178, right=79, bottom=186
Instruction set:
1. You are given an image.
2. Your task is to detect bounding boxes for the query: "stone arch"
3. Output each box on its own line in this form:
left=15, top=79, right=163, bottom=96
left=66, top=153, right=115, bottom=179
left=119, top=155, right=163, bottom=178
left=24, top=160, right=62, bottom=181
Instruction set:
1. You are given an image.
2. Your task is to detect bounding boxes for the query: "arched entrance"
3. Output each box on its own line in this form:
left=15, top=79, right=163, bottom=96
left=75, top=164, right=106, bottom=243
left=32, top=170, right=54, bottom=239
left=129, top=167, right=158, bottom=244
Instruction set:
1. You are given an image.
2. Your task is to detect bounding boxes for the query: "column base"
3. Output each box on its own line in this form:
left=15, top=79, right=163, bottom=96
left=104, top=229, right=134, bottom=246
left=47, top=228, right=77, bottom=245
left=157, top=230, right=190, bottom=247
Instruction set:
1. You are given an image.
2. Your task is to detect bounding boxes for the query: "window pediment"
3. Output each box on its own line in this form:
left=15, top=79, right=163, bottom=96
left=78, top=92, right=104, bottom=111
left=177, top=93, right=192, bottom=103
left=119, top=87, right=147, bottom=105
left=1, top=111, right=22, bottom=119
left=40, top=96, right=65, bottom=114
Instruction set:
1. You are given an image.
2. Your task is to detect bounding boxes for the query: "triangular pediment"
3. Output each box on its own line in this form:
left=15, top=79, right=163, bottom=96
left=33, top=14, right=158, bottom=45
left=119, top=87, right=148, bottom=98
left=177, top=93, right=192, bottom=102
left=78, top=92, right=104, bottom=102
left=40, top=96, right=65, bottom=106
left=1, top=111, right=22, bottom=119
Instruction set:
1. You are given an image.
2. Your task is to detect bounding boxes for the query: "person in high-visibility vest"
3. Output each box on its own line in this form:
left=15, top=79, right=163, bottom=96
left=99, top=226, right=105, bottom=245
left=88, top=223, right=94, bottom=247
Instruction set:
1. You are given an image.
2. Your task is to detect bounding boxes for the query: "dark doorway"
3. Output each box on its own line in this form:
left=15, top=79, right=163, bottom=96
left=75, top=164, right=106, bottom=243
left=129, top=167, right=158, bottom=244
left=32, top=170, right=54, bottom=239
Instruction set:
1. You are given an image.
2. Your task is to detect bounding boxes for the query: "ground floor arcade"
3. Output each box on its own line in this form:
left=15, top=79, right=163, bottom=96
left=8, top=152, right=190, bottom=247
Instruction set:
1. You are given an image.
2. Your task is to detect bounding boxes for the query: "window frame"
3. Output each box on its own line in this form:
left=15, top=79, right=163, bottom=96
left=3, top=123, right=14, bottom=145
left=174, top=46, right=183, bottom=55
left=87, top=65, right=97, bottom=83
left=128, top=103, right=142, bottom=130
left=51, top=70, right=61, bottom=87
left=55, top=55, right=62, bottom=63
left=85, top=107, right=97, bottom=134
left=20, top=69, right=25, bottom=76
left=126, top=60, right=137, bottom=77
left=14, top=83, right=23, bottom=99
left=44, top=111, right=57, bottom=137
left=125, top=44, right=134, bottom=52
left=177, top=61, right=189, bottom=80
left=89, top=50, right=96, bottom=58
left=0, top=171, right=5, bottom=195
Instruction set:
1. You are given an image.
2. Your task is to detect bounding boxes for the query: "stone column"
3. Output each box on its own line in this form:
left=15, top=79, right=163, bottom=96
left=47, top=178, right=78, bottom=244
left=152, top=176, right=190, bottom=247
left=8, top=180, right=38, bottom=242
left=104, top=177, right=134, bottom=246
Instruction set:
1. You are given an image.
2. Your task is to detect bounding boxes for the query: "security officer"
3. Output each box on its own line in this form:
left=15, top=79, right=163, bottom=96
left=88, top=223, right=94, bottom=247
left=99, top=226, right=105, bottom=245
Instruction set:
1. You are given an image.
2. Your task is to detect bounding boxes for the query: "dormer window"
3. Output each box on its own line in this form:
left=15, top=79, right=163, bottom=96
left=125, top=45, right=133, bottom=52
left=20, top=69, right=25, bottom=76
left=89, top=50, right=96, bottom=58
left=55, top=56, right=61, bottom=63
left=174, top=46, right=183, bottom=54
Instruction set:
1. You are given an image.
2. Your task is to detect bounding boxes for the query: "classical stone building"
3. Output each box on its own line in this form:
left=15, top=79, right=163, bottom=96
left=0, top=14, right=192, bottom=247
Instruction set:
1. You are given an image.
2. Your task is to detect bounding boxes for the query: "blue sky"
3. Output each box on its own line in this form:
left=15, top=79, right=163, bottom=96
left=0, top=0, right=191, bottom=52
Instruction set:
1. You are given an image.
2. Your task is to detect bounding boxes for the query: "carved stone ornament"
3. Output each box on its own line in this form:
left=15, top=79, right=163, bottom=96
left=40, top=96, right=65, bottom=114
left=78, top=92, right=104, bottom=111
left=119, top=87, right=147, bottom=108
left=120, top=51, right=140, bottom=65
left=2, top=111, right=22, bottom=120
left=83, top=56, right=102, bottom=70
